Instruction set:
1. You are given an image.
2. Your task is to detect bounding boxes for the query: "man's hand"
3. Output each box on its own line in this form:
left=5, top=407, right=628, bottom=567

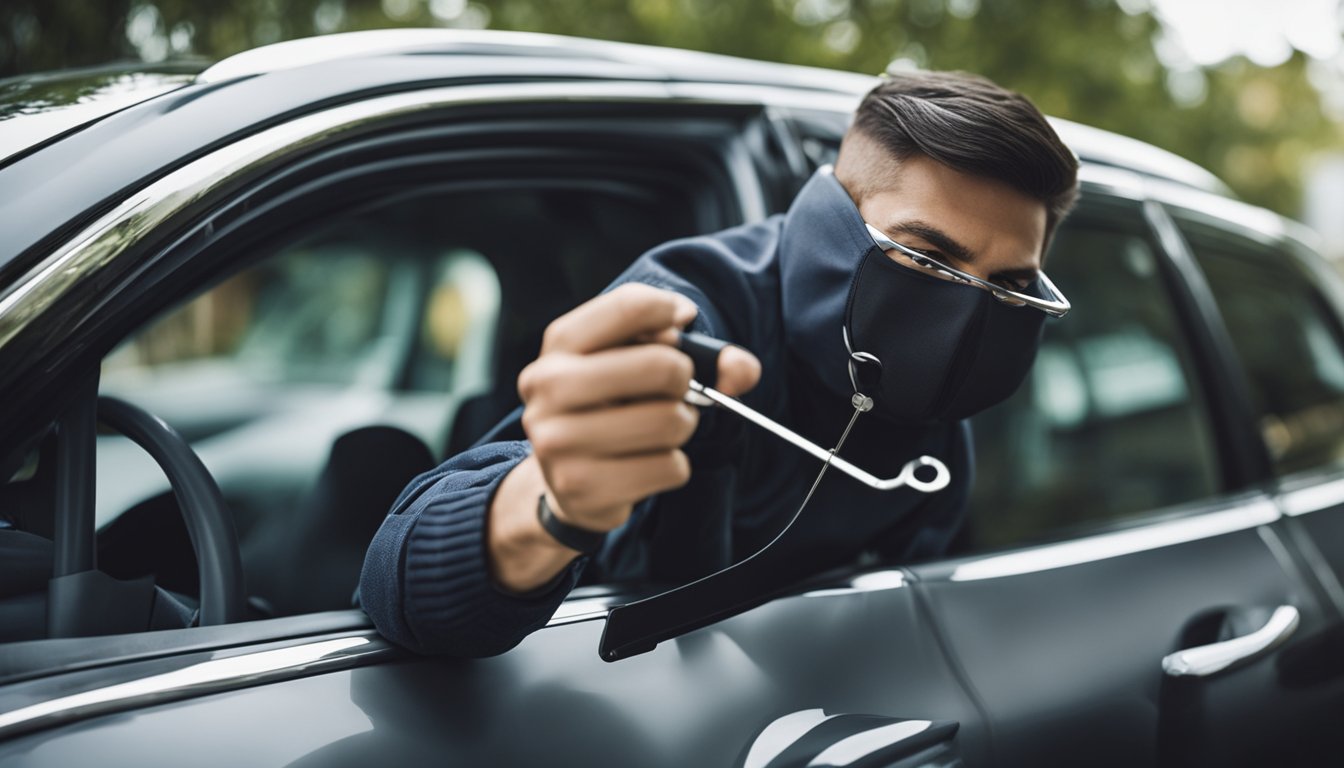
left=488, top=284, right=761, bottom=593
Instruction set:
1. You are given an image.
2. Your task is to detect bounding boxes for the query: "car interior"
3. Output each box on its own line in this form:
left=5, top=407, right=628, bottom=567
left=0, top=109, right=753, bottom=645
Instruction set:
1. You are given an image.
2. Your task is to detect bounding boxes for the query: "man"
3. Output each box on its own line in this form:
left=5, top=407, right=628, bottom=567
left=360, top=70, right=1079, bottom=656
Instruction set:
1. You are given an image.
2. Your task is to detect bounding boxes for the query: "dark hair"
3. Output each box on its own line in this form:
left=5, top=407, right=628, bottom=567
left=849, top=70, right=1080, bottom=244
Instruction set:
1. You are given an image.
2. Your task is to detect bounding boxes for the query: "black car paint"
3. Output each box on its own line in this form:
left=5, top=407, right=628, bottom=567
left=1, top=33, right=1343, bottom=766
left=1, top=578, right=983, bottom=767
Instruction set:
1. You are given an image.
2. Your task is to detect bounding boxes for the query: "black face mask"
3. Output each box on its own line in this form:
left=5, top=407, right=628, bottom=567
left=779, top=167, right=1047, bottom=425
left=844, top=246, right=1046, bottom=424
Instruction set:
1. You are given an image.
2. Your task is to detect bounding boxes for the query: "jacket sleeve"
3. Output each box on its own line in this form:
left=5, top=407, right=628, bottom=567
left=358, top=440, right=585, bottom=657
left=358, top=231, right=773, bottom=656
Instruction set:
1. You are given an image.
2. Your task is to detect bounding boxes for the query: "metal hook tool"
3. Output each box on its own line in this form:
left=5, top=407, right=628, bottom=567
left=598, top=334, right=954, bottom=663
left=684, top=379, right=950, bottom=493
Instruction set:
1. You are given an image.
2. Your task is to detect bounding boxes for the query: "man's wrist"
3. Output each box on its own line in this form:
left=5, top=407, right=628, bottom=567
left=487, top=456, right=581, bottom=594
left=536, top=492, right=608, bottom=555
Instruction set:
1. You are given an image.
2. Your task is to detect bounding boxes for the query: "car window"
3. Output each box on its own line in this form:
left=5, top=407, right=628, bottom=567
left=966, top=205, right=1221, bottom=551
left=99, top=227, right=501, bottom=446
left=86, top=179, right=710, bottom=617
left=1174, top=216, right=1344, bottom=477
left=95, top=222, right=503, bottom=532
left=102, top=238, right=498, bottom=396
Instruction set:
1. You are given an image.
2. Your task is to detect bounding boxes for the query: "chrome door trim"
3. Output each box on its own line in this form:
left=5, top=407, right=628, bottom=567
left=800, top=568, right=907, bottom=597
left=666, top=81, right=863, bottom=114
left=1143, top=175, right=1294, bottom=247
left=948, top=500, right=1279, bottom=582
left=1161, top=605, right=1299, bottom=677
left=1076, top=164, right=1147, bottom=200
left=0, top=632, right=393, bottom=740
left=546, top=568, right=909, bottom=626
left=548, top=596, right=621, bottom=626
left=1280, top=476, right=1344, bottom=517
left=0, top=80, right=778, bottom=351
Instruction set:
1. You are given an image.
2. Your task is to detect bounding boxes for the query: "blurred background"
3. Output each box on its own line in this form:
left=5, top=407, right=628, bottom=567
left=2, top=0, right=1342, bottom=253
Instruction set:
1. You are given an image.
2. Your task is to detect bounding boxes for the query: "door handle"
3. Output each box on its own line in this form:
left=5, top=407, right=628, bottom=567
left=1162, top=605, right=1299, bottom=678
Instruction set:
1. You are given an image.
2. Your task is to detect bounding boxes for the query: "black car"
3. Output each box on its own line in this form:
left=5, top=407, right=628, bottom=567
left=2, top=29, right=1344, bottom=767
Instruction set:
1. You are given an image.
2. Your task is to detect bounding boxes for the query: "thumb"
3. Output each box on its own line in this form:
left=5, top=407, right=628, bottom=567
left=715, top=344, right=761, bottom=397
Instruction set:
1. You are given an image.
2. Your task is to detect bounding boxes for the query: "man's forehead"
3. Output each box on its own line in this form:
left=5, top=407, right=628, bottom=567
left=867, top=204, right=1047, bottom=272
left=854, top=156, right=1053, bottom=270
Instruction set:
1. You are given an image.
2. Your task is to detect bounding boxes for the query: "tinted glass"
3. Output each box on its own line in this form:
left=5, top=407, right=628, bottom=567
left=101, top=231, right=501, bottom=405
left=967, top=207, right=1220, bottom=550
left=93, top=184, right=701, bottom=529
left=1177, top=217, right=1344, bottom=476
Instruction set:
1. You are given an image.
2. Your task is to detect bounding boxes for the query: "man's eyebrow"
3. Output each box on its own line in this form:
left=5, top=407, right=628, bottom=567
left=884, top=220, right=975, bottom=263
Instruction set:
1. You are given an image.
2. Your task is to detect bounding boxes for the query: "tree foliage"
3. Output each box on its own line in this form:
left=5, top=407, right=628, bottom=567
left=2, top=0, right=1340, bottom=216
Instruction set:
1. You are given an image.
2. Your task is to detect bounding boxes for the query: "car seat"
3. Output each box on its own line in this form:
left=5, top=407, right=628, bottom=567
left=243, top=425, right=435, bottom=616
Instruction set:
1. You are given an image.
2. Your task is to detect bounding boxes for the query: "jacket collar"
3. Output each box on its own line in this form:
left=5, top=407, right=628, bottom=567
left=777, top=166, right=879, bottom=401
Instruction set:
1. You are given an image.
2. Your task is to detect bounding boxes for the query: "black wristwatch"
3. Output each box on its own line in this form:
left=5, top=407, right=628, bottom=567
left=537, top=494, right=607, bottom=555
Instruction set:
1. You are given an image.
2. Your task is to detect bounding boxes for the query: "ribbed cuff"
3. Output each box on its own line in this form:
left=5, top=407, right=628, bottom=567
left=399, top=476, right=580, bottom=656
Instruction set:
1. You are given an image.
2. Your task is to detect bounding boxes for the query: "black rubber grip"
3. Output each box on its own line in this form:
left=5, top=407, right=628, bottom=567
left=677, top=331, right=729, bottom=388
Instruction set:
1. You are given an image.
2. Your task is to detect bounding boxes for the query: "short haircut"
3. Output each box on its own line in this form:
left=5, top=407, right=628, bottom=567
left=843, top=70, right=1080, bottom=247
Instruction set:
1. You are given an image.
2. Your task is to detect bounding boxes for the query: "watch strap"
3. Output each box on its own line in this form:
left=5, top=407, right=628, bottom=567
left=537, top=493, right=607, bottom=555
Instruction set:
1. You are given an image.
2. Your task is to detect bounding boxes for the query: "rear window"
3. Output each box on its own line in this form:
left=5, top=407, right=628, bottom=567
left=1174, top=214, right=1344, bottom=476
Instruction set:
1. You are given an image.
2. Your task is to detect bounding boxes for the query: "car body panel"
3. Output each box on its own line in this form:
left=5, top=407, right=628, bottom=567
left=1278, top=474, right=1344, bottom=611
left=912, top=495, right=1329, bottom=765
left=0, top=575, right=984, bottom=766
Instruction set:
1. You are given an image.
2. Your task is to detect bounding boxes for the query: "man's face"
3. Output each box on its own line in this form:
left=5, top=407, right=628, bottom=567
left=854, top=154, right=1048, bottom=293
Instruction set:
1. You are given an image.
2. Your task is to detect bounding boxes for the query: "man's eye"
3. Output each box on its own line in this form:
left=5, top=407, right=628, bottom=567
left=993, top=275, right=1034, bottom=292
left=907, top=247, right=947, bottom=264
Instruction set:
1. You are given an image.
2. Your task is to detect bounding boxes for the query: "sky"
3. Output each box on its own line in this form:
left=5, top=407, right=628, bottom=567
left=1144, top=0, right=1344, bottom=124
left=1150, top=0, right=1342, bottom=66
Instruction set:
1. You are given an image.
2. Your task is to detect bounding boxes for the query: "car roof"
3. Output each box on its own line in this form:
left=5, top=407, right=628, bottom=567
left=0, top=29, right=1264, bottom=281
left=0, top=29, right=1228, bottom=196
left=0, top=63, right=204, bottom=167
left=197, top=29, right=1231, bottom=196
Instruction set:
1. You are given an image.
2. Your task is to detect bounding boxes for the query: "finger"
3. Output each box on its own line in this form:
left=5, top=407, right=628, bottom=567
left=543, top=450, right=691, bottom=522
left=519, top=344, right=692, bottom=412
left=542, top=283, right=698, bottom=354
left=715, top=345, right=762, bottom=397
left=529, top=401, right=699, bottom=458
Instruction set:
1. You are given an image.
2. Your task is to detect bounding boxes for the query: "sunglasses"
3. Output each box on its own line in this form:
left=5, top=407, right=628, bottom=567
left=864, top=223, right=1071, bottom=318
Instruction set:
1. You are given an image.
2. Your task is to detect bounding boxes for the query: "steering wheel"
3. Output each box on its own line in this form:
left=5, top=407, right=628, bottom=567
left=98, top=396, right=245, bottom=626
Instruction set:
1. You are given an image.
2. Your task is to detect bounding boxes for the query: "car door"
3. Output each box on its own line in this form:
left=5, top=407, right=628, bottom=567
left=0, top=575, right=982, bottom=767
left=1165, top=203, right=1344, bottom=605
left=906, top=178, right=1337, bottom=766
left=1160, top=200, right=1344, bottom=739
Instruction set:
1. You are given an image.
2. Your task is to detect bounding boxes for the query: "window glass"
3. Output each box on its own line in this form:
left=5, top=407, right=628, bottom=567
left=1176, top=217, right=1344, bottom=475
left=100, top=232, right=502, bottom=435
left=967, top=210, right=1220, bottom=550
left=92, top=183, right=701, bottom=533
left=95, top=220, right=503, bottom=530
left=408, top=250, right=502, bottom=394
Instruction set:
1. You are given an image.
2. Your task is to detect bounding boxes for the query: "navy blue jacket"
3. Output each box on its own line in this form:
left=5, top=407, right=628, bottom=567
left=359, top=169, right=972, bottom=656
